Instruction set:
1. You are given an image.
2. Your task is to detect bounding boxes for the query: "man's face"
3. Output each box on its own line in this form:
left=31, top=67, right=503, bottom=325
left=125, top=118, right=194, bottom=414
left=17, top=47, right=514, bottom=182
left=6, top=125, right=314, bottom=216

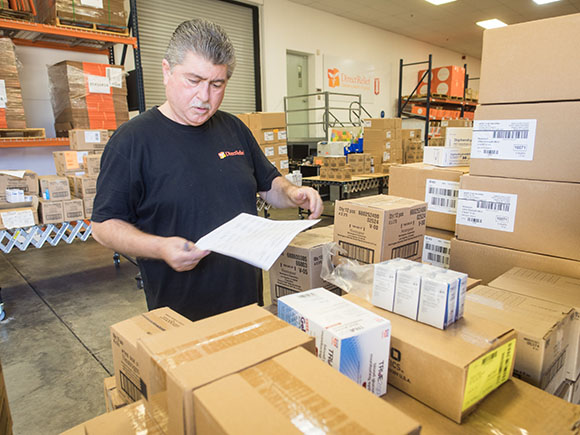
left=162, top=51, right=228, bottom=126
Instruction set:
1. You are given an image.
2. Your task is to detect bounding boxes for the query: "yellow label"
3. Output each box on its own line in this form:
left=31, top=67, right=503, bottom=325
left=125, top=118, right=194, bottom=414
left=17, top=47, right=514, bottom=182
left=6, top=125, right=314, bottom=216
left=462, top=338, right=516, bottom=411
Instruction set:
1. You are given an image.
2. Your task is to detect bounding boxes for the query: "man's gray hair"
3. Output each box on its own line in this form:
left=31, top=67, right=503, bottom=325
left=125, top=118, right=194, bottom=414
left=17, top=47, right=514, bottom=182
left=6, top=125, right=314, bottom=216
left=164, top=19, right=236, bottom=79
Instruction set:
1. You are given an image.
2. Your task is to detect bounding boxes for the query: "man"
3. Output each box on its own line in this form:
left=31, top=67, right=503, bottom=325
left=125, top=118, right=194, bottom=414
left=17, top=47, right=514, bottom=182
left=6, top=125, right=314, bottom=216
left=91, top=19, right=323, bottom=321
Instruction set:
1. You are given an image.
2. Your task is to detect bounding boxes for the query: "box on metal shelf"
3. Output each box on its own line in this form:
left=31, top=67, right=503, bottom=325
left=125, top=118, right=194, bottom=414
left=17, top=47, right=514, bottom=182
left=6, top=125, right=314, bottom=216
left=389, top=163, right=469, bottom=232
left=456, top=174, right=580, bottom=262
left=363, top=118, right=402, bottom=130
left=465, top=285, right=574, bottom=393
left=278, top=288, right=391, bottom=396
left=103, top=376, right=129, bottom=413
left=109, top=307, right=192, bottom=404
left=333, top=194, right=427, bottom=264
left=269, top=226, right=340, bottom=304
left=489, top=267, right=580, bottom=381
left=0, top=206, right=38, bottom=230
left=52, top=151, right=86, bottom=176
left=38, top=175, right=71, bottom=201
left=36, top=0, right=127, bottom=28
left=423, top=146, right=470, bottom=167
left=48, top=61, right=129, bottom=133
left=0, top=170, right=38, bottom=203
left=423, top=227, right=454, bottom=269
left=344, top=293, right=517, bottom=424
left=479, top=13, right=580, bottom=104
left=136, top=304, right=314, bottom=435
left=68, top=129, right=109, bottom=151
left=193, top=348, right=421, bottom=435
left=418, top=65, right=465, bottom=98
left=0, top=38, right=26, bottom=129
left=471, top=101, right=580, bottom=183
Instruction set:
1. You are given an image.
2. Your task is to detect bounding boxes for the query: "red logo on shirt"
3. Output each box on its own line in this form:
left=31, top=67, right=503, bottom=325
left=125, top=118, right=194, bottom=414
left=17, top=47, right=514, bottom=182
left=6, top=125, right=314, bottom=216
left=218, top=150, right=245, bottom=159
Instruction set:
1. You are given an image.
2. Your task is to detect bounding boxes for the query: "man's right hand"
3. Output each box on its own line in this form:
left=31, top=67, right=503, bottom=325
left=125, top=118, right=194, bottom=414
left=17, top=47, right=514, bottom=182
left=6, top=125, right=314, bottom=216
left=160, top=237, right=211, bottom=272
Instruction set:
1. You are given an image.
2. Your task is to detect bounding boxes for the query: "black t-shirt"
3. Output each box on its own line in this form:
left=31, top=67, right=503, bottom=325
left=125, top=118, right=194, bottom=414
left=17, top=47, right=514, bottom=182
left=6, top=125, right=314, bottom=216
left=92, top=107, right=280, bottom=320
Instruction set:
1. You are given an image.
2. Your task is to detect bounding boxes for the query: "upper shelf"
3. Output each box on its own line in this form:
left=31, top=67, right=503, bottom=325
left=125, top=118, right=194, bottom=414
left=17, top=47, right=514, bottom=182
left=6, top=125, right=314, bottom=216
left=402, top=95, right=478, bottom=108
left=0, top=18, right=137, bottom=53
left=0, top=137, right=70, bottom=148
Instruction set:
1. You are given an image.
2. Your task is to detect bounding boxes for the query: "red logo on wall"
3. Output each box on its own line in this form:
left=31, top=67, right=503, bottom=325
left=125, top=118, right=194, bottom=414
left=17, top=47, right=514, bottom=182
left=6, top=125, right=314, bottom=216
left=374, top=78, right=380, bottom=95
left=328, top=68, right=340, bottom=88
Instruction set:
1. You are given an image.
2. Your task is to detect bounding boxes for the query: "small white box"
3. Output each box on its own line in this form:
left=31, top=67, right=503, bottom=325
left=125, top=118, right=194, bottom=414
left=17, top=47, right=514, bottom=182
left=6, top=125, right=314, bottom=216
left=423, top=146, right=471, bottom=166
left=372, top=258, right=416, bottom=311
left=393, top=268, right=422, bottom=320
left=317, top=141, right=348, bottom=156
left=444, top=127, right=473, bottom=147
left=440, top=269, right=468, bottom=321
left=5, top=189, right=24, bottom=203
left=278, top=288, right=391, bottom=396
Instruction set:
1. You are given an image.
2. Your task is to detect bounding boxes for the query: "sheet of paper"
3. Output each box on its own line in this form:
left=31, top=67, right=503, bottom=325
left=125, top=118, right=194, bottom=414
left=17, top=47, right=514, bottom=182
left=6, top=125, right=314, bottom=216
left=0, top=170, right=26, bottom=178
left=195, top=213, right=320, bottom=270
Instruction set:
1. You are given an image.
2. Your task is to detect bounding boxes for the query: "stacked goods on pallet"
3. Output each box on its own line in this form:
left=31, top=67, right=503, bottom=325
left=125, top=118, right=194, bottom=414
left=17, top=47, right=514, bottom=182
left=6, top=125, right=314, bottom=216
left=37, top=0, right=127, bottom=31
left=347, top=152, right=371, bottom=175
left=417, top=65, right=465, bottom=98
left=401, top=129, right=423, bottom=163
left=38, top=175, right=75, bottom=224
left=47, top=61, right=129, bottom=135
left=0, top=38, right=26, bottom=129
left=451, top=13, right=580, bottom=285
left=0, top=0, right=35, bottom=20
left=0, top=170, right=39, bottom=230
left=237, top=112, right=289, bottom=175
left=362, top=118, right=403, bottom=172
left=318, top=156, right=351, bottom=180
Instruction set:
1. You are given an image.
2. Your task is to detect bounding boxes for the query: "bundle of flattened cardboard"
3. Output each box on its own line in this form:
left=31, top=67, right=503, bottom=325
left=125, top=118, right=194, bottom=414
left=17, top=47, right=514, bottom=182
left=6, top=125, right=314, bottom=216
left=0, top=38, right=26, bottom=129
left=37, top=0, right=127, bottom=28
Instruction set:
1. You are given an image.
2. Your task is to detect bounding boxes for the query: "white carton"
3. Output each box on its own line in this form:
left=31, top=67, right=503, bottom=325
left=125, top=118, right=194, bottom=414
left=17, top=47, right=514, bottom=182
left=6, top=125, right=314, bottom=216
left=441, top=269, right=468, bottom=321
left=5, top=189, right=24, bottom=203
left=317, top=141, right=348, bottom=157
left=393, top=268, right=422, bottom=320
left=277, top=288, right=391, bottom=396
left=372, top=258, right=416, bottom=311
left=423, top=146, right=471, bottom=167
left=417, top=271, right=458, bottom=329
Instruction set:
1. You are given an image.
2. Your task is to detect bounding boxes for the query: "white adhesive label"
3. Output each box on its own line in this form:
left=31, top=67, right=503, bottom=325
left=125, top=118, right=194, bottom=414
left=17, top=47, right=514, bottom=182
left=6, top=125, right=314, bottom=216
left=88, top=75, right=111, bottom=94
left=425, top=179, right=459, bottom=215
left=280, top=160, right=289, bottom=170
left=363, top=120, right=372, bottom=128
left=84, top=131, right=101, bottom=143
left=472, top=119, right=536, bottom=161
left=422, top=236, right=451, bottom=268
left=457, top=189, right=518, bottom=232
left=106, top=67, right=123, bottom=88
left=0, top=79, right=6, bottom=109
left=263, top=147, right=274, bottom=157
left=263, top=131, right=275, bottom=142
left=278, top=130, right=287, bottom=140
left=77, top=151, right=88, bottom=165
left=1, top=210, right=35, bottom=229
left=80, top=0, right=103, bottom=7
left=278, top=145, right=287, bottom=156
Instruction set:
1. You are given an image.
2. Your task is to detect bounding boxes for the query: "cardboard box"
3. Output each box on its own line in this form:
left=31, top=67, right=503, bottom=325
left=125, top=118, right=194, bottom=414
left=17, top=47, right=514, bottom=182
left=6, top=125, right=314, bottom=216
left=137, top=304, right=315, bottom=435
left=441, top=127, right=472, bottom=147
left=317, top=141, right=347, bottom=156
left=68, top=129, right=109, bottom=151
left=259, top=144, right=275, bottom=158
left=251, top=128, right=287, bottom=145
left=269, top=226, right=340, bottom=304
left=83, top=154, right=102, bottom=177
left=0, top=170, right=38, bottom=203
left=62, top=198, right=84, bottom=221
left=423, top=227, right=454, bottom=269
left=333, top=195, right=427, bottom=264
left=248, top=112, right=286, bottom=130
left=418, top=65, right=465, bottom=98
left=465, top=285, right=574, bottom=393
left=423, top=146, right=470, bottom=166
left=110, top=308, right=192, bottom=403
left=384, top=378, right=580, bottom=435
left=193, top=348, right=421, bottom=435
left=38, top=175, right=71, bottom=201
left=344, top=293, right=516, bottom=423
left=363, top=118, right=402, bottom=130
left=555, top=373, right=580, bottom=404
left=0, top=206, right=38, bottom=230
left=489, top=267, right=580, bottom=381
left=479, top=13, right=580, bottom=104
left=103, top=377, right=129, bottom=413
left=39, top=199, right=64, bottom=224
left=37, top=0, right=127, bottom=28
left=68, top=175, right=97, bottom=198
left=0, top=38, right=26, bottom=129
left=278, top=288, right=391, bottom=395
left=440, top=119, right=472, bottom=128
left=83, top=197, right=94, bottom=220
left=401, top=129, right=422, bottom=140
left=52, top=151, right=87, bottom=176
left=389, top=163, right=469, bottom=232
left=364, top=127, right=400, bottom=141
left=456, top=175, right=580, bottom=261
left=471, top=101, right=580, bottom=183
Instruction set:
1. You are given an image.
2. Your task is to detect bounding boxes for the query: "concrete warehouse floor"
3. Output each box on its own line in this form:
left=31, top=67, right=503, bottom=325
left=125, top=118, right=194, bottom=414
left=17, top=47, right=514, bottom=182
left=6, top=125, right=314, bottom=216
left=0, top=204, right=334, bottom=435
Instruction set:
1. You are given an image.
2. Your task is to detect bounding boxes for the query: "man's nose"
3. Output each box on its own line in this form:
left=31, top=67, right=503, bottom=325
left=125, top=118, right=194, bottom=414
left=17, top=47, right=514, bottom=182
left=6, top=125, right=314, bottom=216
left=197, top=82, right=210, bottom=102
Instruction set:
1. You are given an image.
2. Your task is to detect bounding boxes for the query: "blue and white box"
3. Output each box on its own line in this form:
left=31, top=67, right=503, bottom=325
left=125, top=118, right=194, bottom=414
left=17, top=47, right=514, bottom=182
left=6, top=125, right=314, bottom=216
left=277, top=288, right=391, bottom=396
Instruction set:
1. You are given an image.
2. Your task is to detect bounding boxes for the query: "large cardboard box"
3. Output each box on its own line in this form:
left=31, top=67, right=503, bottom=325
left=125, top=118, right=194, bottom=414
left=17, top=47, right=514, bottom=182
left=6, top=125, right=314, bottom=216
left=0, top=206, right=38, bottom=230
left=418, top=65, right=465, bottom=98
left=269, top=226, right=339, bottom=304
left=62, top=198, right=84, bottom=221
left=363, top=118, right=402, bottom=130
left=68, top=175, right=97, bottom=199
left=193, top=348, right=421, bottom=435
left=389, top=163, right=469, bottom=232
left=450, top=238, right=580, bottom=285
left=423, top=227, right=454, bottom=269
left=0, top=170, right=38, bottom=203
left=333, top=195, right=427, bottom=264
left=441, top=127, right=472, bottom=147
left=137, top=304, right=315, bottom=435
left=384, top=378, right=580, bottom=435
left=0, top=38, right=26, bottom=129
left=479, top=13, right=580, bottom=104
left=489, top=268, right=580, bottom=381
left=110, top=308, right=191, bottom=402
left=465, top=285, right=574, bottom=393
left=248, top=112, right=286, bottom=130
left=52, top=151, right=86, bottom=176
left=344, top=293, right=516, bottom=423
left=68, top=129, right=109, bottom=151
left=456, top=175, right=580, bottom=261
left=39, top=199, right=64, bottom=224
left=471, top=101, right=580, bottom=183
left=83, top=154, right=102, bottom=177
left=39, top=175, right=71, bottom=201
left=364, top=127, right=400, bottom=141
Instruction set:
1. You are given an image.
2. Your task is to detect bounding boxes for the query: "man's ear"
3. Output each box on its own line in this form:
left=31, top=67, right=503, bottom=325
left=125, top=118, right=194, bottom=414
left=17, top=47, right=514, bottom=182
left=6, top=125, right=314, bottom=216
left=162, top=59, right=172, bottom=86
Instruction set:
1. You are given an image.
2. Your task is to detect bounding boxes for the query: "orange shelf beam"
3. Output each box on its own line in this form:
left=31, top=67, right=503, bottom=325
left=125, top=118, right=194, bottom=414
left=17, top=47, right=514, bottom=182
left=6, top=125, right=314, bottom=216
left=11, top=37, right=109, bottom=55
left=0, top=138, right=70, bottom=148
left=0, top=18, right=137, bottom=48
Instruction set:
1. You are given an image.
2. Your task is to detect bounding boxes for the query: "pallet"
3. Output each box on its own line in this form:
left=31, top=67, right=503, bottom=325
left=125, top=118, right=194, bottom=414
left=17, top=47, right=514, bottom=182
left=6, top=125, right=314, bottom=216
left=0, top=7, right=33, bottom=21
left=55, top=17, right=129, bottom=36
left=0, top=128, right=46, bottom=139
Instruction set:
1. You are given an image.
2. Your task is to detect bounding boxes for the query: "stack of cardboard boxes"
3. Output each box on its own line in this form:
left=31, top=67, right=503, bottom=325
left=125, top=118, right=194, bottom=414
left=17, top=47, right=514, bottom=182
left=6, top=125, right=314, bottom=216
left=346, top=152, right=372, bottom=175
left=401, top=128, right=423, bottom=163
left=37, top=0, right=127, bottom=29
left=0, top=170, right=39, bottom=230
left=0, top=38, right=26, bottom=129
left=37, top=175, right=85, bottom=224
left=318, top=156, right=352, bottom=180
left=237, top=112, right=289, bottom=175
left=362, top=118, right=403, bottom=172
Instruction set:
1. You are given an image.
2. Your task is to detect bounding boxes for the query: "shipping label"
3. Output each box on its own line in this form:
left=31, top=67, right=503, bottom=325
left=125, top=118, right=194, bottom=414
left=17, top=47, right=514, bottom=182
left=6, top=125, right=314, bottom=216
left=456, top=189, right=518, bottom=232
left=422, top=236, right=450, bottom=268
left=0, top=79, right=6, bottom=109
left=106, top=67, right=123, bottom=88
left=263, top=131, right=275, bottom=142
left=425, top=179, right=459, bottom=215
left=88, top=75, right=111, bottom=94
left=472, top=119, right=537, bottom=161
left=80, top=0, right=103, bottom=8
left=84, top=130, right=101, bottom=143
left=1, top=209, right=35, bottom=229
left=278, top=145, right=287, bottom=156
left=277, top=130, right=287, bottom=140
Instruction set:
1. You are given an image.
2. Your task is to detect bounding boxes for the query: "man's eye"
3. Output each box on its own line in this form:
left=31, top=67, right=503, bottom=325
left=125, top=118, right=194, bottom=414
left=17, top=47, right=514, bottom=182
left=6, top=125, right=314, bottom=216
left=212, top=82, right=223, bottom=89
left=189, top=79, right=199, bottom=85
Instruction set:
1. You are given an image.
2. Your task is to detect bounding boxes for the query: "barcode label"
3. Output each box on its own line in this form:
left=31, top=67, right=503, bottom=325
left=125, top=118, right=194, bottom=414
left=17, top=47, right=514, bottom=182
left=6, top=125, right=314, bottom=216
left=45, top=214, right=62, bottom=220
left=472, top=119, right=536, bottom=161
left=457, top=189, right=517, bottom=232
left=338, top=240, right=375, bottom=264
left=482, top=351, right=497, bottom=365
left=425, top=179, right=460, bottom=215
left=391, top=240, right=419, bottom=259
left=425, top=242, right=449, bottom=254
left=120, top=371, right=141, bottom=401
left=426, top=252, right=450, bottom=266
left=68, top=212, right=83, bottom=218
left=275, top=284, right=298, bottom=300
left=52, top=191, right=69, bottom=198
left=422, top=236, right=451, bottom=268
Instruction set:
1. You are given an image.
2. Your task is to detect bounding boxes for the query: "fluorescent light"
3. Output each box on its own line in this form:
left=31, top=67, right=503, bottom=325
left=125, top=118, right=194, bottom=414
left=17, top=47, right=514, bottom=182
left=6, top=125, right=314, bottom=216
left=476, top=19, right=508, bottom=29
left=533, top=0, right=561, bottom=4
left=425, top=0, right=456, bottom=5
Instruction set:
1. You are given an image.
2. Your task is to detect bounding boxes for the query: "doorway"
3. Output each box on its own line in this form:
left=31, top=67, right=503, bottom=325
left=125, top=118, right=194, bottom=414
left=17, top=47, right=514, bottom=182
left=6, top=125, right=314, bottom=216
left=286, top=52, right=309, bottom=140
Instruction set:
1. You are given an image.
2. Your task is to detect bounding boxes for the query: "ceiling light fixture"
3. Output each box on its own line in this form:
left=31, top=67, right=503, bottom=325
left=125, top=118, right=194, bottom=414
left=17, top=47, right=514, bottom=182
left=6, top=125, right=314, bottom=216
left=424, top=0, right=456, bottom=5
left=533, top=0, right=561, bottom=4
left=476, top=19, right=508, bottom=29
